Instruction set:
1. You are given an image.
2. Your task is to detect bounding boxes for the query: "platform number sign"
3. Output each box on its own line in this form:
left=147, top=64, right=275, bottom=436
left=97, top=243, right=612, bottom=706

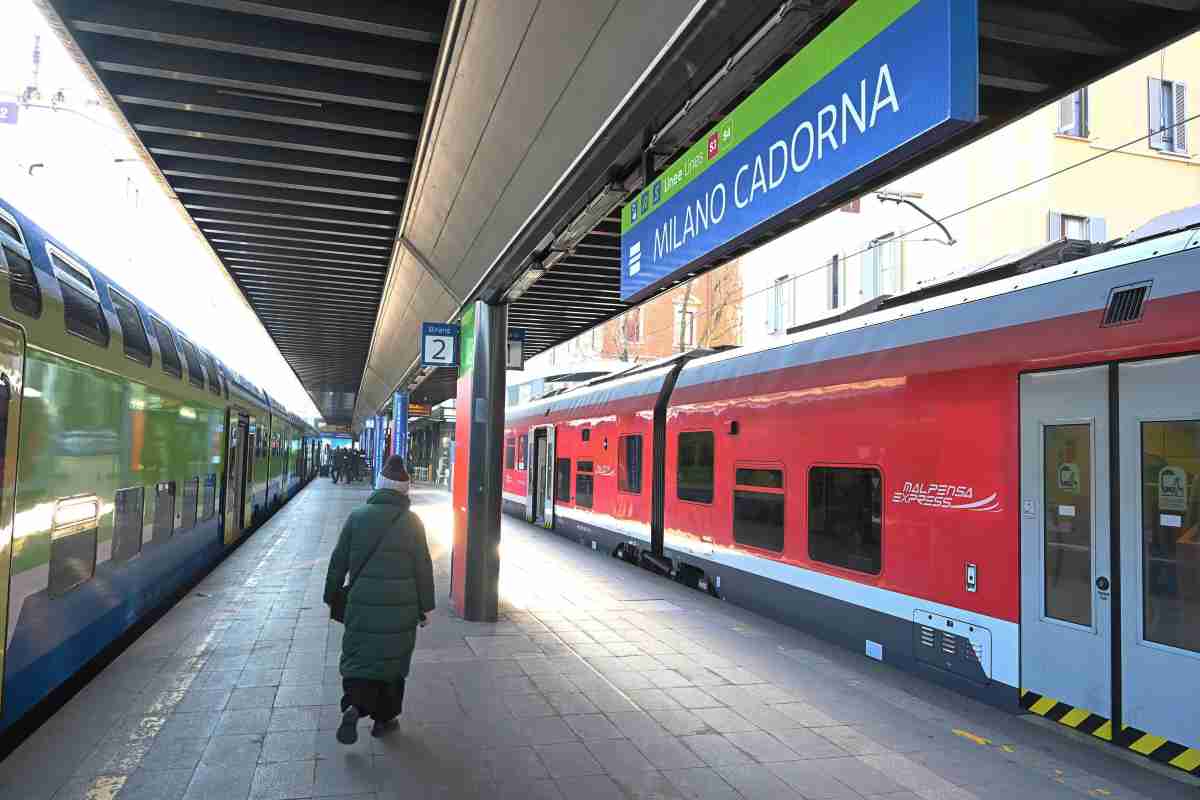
left=421, top=322, right=459, bottom=368
left=0, top=102, right=18, bottom=125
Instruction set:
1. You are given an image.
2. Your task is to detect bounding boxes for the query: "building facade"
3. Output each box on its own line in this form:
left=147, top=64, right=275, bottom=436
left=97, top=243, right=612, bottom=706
left=740, top=35, right=1200, bottom=345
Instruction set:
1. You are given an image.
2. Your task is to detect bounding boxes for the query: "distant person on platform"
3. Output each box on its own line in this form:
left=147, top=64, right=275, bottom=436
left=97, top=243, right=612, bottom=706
left=330, top=448, right=342, bottom=484
left=324, top=456, right=435, bottom=743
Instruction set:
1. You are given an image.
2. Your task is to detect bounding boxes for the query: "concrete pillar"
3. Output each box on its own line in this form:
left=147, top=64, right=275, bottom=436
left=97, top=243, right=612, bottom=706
left=450, top=301, right=506, bottom=621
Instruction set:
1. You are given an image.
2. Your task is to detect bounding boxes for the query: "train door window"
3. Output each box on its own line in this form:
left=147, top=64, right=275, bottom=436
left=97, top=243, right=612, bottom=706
left=177, top=337, right=205, bottom=388
left=150, top=317, right=182, bottom=378
left=153, top=481, right=176, bottom=541
left=112, top=487, right=144, bottom=563
left=576, top=460, right=594, bottom=508
left=1140, top=420, right=1200, bottom=653
left=108, top=289, right=152, bottom=366
left=556, top=458, right=571, bottom=503
left=518, top=434, right=527, bottom=470
left=505, top=437, right=516, bottom=469
left=49, top=495, right=99, bottom=595
left=201, top=353, right=222, bottom=396
left=733, top=468, right=785, bottom=552
left=1043, top=424, right=1094, bottom=626
left=181, top=477, right=199, bottom=530
left=619, top=435, right=643, bottom=494
left=808, top=466, right=882, bottom=574
left=48, top=246, right=110, bottom=348
left=677, top=431, right=714, bottom=503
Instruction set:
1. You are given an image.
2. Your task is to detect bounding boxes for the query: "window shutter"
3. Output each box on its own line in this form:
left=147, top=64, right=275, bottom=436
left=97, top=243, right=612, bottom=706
left=1058, top=95, right=1075, bottom=134
left=1174, top=80, right=1188, bottom=153
left=1048, top=211, right=1063, bottom=242
left=1088, top=216, right=1107, bottom=243
left=1149, top=77, right=1166, bottom=150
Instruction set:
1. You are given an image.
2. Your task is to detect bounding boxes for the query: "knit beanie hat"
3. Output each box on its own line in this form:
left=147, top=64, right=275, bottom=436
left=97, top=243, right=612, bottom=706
left=379, top=455, right=410, bottom=493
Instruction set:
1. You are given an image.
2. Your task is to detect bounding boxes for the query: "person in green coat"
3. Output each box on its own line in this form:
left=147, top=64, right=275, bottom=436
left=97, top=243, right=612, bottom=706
left=324, top=456, right=435, bottom=743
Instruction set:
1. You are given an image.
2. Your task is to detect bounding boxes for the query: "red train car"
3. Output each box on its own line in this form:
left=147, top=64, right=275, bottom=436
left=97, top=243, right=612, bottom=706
left=502, top=216, right=1200, bottom=756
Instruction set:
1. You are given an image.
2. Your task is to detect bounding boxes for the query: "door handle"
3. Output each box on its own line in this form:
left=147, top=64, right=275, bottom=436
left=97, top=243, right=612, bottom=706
left=1096, top=576, right=1110, bottom=592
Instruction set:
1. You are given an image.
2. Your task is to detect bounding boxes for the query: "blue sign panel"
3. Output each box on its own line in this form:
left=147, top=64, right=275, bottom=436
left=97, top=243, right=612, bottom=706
left=393, top=390, right=408, bottom=461
left=0, top=102, right=18, bottom=125
left=620, top=0, right=977, bottom=302
left=421, top=322, right=459, bottom=368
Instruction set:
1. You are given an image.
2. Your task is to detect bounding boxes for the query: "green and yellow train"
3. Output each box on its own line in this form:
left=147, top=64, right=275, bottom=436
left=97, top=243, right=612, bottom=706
left=0, top=196, right=321, bottom=731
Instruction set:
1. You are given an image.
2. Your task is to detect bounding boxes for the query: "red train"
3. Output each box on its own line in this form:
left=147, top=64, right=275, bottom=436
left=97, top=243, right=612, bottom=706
left=502, top=211, right=1200, bottom=757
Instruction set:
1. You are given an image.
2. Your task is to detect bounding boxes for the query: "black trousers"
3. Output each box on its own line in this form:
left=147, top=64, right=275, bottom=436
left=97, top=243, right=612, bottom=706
left=341, top=676, right=406, bottom=722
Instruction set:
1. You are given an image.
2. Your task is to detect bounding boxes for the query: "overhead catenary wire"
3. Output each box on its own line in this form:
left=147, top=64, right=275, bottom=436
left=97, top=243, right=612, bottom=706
left=597, top=110, right=1200, bottom=349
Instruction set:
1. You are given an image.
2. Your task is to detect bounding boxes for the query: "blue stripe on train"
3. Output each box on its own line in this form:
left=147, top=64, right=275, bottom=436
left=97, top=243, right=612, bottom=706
left=0, top=518, right=224, bottom=731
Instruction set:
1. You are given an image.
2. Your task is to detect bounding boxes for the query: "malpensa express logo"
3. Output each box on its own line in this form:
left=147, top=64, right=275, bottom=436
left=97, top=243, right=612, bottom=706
left=627, top=241, right=641, bottom=276
left=891, top=481, right=1001, bottom=512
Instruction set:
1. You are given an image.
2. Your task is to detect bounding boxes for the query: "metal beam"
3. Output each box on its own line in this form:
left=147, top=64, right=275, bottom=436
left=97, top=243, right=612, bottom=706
left=221, top=252, right=390, bottom=272
left=168, top=0, right=448, bottom=43
left=144, top=134, right=404, bottom=182
left=210, top=239, right=390, bottom=261
left=228, top=262, right=389, bottom=280
left=182, top=200, right=396, bottom=229
left=62, top=0, right=438, bottom=80
left=80, top=32, right=429, bottom=112
left=199, top=228, right=390, bottom=251
left=174, top=180, right=398, bottom=217
left=161, top=158, right=405, bottom=201
left=192, top=216, right=393, bottom=240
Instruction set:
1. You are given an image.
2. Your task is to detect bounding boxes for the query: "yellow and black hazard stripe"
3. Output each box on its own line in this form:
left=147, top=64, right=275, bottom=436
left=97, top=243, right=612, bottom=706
left=1021, top=689, right=1200, bottom=777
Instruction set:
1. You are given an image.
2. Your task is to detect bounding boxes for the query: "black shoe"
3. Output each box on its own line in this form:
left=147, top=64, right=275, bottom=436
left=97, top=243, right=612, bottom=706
left=371, top=719, right=399, bottom=738
left=336, top=706, right=360, bottom=744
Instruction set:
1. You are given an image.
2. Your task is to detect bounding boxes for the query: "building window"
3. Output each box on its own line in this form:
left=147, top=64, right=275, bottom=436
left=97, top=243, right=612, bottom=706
left=1057, top=88, right=1089, bottom=137
left=808, top=466, right=882, bottom=575
left=733, top=467, right=785, bottom=552
left=623, top=308, right=643, bottom=343
left=112, top=487, right=144, bottom=563
left=619, top=434, right=643, bottom=494
left=150, top=317, right=182, bottom=379
left=504, top=437, right=516, bottom=469
left=677, top=431, right=714, bottom=504
left=828, top=255, right=841, bottom=311
left=861, top=235, right=901, bottom=301
left=109, top=289, right=152, bottom=366
left=49, top=247, right=110, bottom=348
left=556, top=458, right=571, bottom=502
left=673, top=304, right=697, bottom=350
left=1048, top=212, right=1106, bottom=243
left=1149, top=77, right=1188, bottom=154
left=576, top=460, right=594, bottom=508
left=768, top=275, right=793, bottom=334
left=49, top=495, right=99, bottom=595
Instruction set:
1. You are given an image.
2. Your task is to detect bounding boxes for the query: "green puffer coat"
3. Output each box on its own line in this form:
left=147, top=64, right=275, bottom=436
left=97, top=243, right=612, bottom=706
left=323, top=490, right=435, bottom=681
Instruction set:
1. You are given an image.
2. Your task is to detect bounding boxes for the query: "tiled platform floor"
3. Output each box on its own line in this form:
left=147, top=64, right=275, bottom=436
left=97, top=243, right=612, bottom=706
left=0, top=480, right=1194, bottom=800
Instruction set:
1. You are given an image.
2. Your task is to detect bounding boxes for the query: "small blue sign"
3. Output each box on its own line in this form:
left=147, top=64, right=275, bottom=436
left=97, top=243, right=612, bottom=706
left=421, top=322, right=459, bottom=368
left=0, top=102, right=18, bottom=126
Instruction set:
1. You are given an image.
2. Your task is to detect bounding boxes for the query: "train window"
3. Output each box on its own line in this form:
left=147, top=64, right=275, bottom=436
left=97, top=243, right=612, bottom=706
left=733, top=468, right=785, bottom=553
left=49, top=247, right=110, bottom=348
left=518, top=434, right=527, bottom=470
left=108, top=289, right=152, bottom=366
left=619, top=435, right=643, bottom=494
left=177, top=337, right=205, bottom=389
left=808, top=466, right=882, bottom=575
left=504, top=437, right=516, bottom=470
left=49, top=495, right=99, bottom=596
left=153, top=481, right=176, bottom=542
left=112, top=487, right=144, bottom=563
left=2, top=244, right=42, bottom=317
left=0, top=210, right=23, bottom=246
left=677, top=431, right=714, bottom=503
left=181, top=477, right=199, bottom=530
left=150, top=317, right=182, bottom=378
left=201, top=352, right=221, bottom=395
left=556, top=458, right=571, bottom=503
left=576, top=460, right=594, bottom=508
left=203, top=474, right=217, bottom=520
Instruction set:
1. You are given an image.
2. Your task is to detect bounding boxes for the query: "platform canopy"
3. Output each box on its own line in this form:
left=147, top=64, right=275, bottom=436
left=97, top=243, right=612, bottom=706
left=43, top=0, right=1200, bottom=428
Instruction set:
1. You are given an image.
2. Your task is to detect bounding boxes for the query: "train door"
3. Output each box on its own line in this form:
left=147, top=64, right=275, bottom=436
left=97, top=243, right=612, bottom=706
left=0, top=320, right=25, bottom=715
left=244, top=416, right=258, bottom=526
left=1020, top=366, right=1112, bottom=718
left=527, top=425, right=555, bottom=528
left=1117, top=355, right=1199, bottom=750
left=223, top=412, right=248, bottom=544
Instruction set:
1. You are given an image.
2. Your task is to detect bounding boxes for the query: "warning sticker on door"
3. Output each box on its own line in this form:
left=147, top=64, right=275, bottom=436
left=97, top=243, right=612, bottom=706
left=1057, top=463, right=1081, bottom=494
left=1158, top=466, right=1188, bottom=512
